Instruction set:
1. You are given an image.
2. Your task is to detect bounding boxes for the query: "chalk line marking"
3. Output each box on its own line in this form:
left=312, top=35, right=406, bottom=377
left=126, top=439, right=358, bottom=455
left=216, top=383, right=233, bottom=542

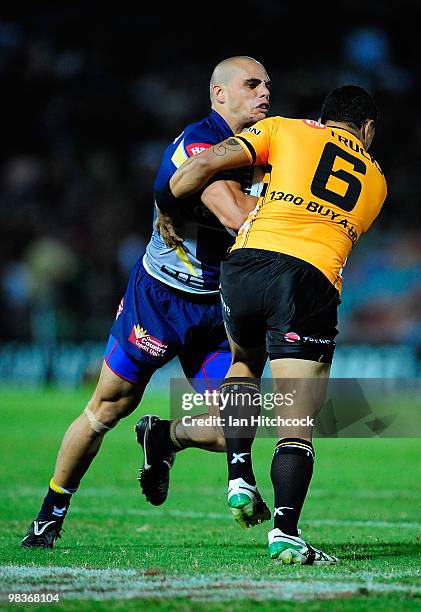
left=1, top=566, right=420, bottom=602
left=68, top=506, right=421, bottom=530
left=7, top=487, right=421, bottom=500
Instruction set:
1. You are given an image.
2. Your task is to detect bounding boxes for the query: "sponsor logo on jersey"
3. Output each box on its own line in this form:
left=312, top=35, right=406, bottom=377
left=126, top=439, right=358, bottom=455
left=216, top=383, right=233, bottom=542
left=302, top=336, right=334, bottom=345
left=243, top=127, right=262, bottom=135
left=284, top=332, right=301, bottom=343
left=186, top=142, right=212, bottom=156
left=303, top=119, right=326, bottom=129
left=268, top=189, right=359, bottom=244
left=128, top=325, right=168, bottom=358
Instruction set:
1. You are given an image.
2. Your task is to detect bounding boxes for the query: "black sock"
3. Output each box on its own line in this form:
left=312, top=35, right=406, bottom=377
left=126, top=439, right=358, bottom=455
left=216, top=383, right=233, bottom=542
left=37, top=480, right=78, bottom=523
left=220, top=378, right=261, bottom=486
left=270, top=438, right=315, bottom=536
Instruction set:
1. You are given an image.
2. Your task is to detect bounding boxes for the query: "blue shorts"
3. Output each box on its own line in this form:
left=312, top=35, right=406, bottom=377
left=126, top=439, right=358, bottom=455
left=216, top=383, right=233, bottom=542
left=105, top=259, right=231, bottom=392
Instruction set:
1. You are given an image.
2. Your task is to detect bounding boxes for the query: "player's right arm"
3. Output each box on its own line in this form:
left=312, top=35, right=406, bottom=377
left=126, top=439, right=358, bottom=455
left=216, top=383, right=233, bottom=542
left=156, top=136, right=258, bottom=235
left=169, top=117, right=277, bottom=202
left=156, top=118, right=275, bottom=240
left=169, top=138, right=252, bottom=199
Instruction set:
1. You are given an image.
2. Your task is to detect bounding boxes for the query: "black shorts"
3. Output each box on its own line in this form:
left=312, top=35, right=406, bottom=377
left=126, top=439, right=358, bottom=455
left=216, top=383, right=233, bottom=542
left=220, top=249, right=341, bottom=364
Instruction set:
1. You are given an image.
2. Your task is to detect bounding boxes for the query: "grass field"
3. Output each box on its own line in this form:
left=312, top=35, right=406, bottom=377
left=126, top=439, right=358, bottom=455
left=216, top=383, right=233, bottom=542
left=1, top=385, right=420, bottom=610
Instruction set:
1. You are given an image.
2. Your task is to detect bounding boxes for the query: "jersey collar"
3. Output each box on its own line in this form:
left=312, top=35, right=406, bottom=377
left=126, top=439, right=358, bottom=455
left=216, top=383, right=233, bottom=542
left=209, top=110, right=234, bottom=135
left=329, top=125, right=365, bottom=147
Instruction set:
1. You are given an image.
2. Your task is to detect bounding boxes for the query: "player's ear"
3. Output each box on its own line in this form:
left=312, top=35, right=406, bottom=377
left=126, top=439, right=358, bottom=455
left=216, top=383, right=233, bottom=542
left=362, top=119, right=375, bottom=150
left=213, top=84, right=226, bottom=104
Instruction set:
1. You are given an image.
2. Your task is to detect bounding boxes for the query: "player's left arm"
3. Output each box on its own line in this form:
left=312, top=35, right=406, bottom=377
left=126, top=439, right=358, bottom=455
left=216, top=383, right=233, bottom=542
left=169, top=138, right=252, bottom=199
left=363, top=174, right=388, bottom=233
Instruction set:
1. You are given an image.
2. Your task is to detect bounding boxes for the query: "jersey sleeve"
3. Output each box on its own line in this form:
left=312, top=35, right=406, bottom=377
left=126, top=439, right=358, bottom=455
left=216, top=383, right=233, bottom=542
left=362, top=173, right=388, bottom=233
left=155, top=125, right=217, bottom=211
left=171, top=127, right=214, bottom=169
left=233, top=117, right=281, bottom=166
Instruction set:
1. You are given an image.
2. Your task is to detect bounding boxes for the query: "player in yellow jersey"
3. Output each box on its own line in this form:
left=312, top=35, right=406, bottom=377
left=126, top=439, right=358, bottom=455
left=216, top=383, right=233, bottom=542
left=168, top=85, right=387, bottom=564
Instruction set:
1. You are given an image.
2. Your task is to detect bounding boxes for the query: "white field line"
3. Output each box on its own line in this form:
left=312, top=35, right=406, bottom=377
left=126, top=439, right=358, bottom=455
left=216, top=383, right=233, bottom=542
left=6, top=487, right=419, bottom=528
left=1, top=566, right=420, bottom=602
left=68, top=506, right=421, bottom=530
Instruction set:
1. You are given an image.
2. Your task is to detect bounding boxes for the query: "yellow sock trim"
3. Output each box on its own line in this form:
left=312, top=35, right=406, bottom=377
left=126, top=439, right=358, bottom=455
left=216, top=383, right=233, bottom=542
left=275, top=441, right=314, bottom=458
left=50, top=478, right=73, bottom=495
left=276, top=441, right=312, bottom=450
left=169, top=419, right=184, bottom=450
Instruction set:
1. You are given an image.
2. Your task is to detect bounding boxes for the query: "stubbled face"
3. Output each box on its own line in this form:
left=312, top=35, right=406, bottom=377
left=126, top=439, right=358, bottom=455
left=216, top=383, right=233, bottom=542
left=223, top=62, right=271, bottom=130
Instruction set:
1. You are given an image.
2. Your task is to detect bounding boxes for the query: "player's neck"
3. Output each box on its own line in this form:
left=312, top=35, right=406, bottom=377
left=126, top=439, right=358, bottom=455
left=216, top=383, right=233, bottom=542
left=212, top=107, right=244, bottom=135
left=229, top=119, right=251, bottom=134
left=324, top=121, right=364, bottom=145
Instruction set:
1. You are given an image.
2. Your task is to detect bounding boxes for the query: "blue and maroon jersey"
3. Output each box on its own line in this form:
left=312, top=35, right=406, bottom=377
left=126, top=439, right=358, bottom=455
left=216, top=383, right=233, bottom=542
left=143, top=110, right=243, bottom=294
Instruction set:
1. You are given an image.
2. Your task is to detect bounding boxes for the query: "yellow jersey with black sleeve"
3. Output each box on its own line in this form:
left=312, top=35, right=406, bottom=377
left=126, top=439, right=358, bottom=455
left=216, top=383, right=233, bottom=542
left=232, top=117, right=387, bottom=293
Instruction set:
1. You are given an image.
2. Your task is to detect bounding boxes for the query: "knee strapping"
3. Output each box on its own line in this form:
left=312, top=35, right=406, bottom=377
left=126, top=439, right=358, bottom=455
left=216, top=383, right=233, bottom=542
left=83, top=407, right=113, bottom=434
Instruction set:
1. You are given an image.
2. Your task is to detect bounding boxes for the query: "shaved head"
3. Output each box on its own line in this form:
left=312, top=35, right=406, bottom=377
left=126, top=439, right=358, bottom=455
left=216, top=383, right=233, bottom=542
left=208, top=56, right=270, bottom=133
left=210, top=56, right=266, bottom=101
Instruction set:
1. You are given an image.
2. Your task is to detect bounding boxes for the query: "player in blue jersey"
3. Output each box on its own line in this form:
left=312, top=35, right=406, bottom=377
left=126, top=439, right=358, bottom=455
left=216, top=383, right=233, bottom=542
left=22, top=56, right=272, bottom=548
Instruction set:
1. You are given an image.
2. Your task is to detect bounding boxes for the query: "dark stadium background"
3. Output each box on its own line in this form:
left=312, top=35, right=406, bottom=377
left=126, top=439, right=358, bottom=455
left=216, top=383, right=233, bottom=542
left=1, top=2, right=420, bottom=385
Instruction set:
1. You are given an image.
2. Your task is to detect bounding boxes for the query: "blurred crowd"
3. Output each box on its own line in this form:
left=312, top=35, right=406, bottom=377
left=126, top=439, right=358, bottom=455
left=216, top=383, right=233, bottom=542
left=1, top=3, right=420, bottom=346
